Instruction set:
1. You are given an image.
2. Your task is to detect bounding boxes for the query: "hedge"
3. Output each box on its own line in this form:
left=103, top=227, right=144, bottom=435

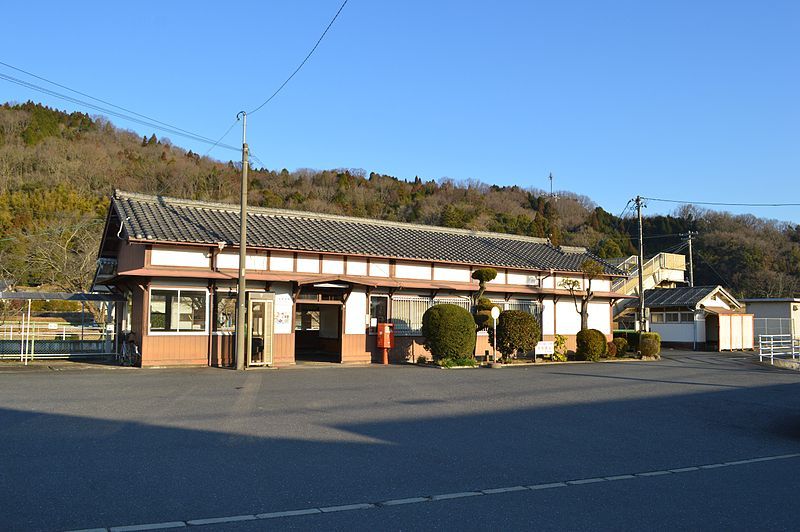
left=421, top=304, right=477, bottom=362
left=640, top=332, right=661, bottom=358
left=576, top=329, right=607, bottom=361
left=490, top=310, right=540, bottom=358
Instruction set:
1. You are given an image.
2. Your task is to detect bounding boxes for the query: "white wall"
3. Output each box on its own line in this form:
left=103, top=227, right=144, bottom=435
left=586, top=301, right=611, bottom=334
left=507, top=271, right=537, bottom=285
left=541, top=299, right=555, bottom=336
left=151, top=248, right=210, bottom=268
left=651, top=323, right=696, bottom=343
left=345, top=288, right=367, bottom=334
left=296, top=254, right=319, bottom=273
left=488, top=270, right=506, bottom=284
left=270, top=252, right=294, bottom=272
left=369, top=260, right=390, bottom=277
left=216, top=252, right=267, bottom=270
left=347, top=258, right=368, bottom=276
left=433, top=264, right=471, bottom=283
left=593, top=279, right=611, bottom=292
left=322, top=256, right=344, bottom=275
left=396, top=261, right=431, bottom=280
left=555, top=300, right=581, bottom=335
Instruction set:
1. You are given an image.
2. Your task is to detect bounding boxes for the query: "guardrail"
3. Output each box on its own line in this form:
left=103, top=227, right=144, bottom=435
left=758, top=334, right=800, bottom=364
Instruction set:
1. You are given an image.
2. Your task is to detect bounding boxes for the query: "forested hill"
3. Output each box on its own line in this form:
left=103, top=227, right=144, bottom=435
left=2, top=101, right=799, bottom=298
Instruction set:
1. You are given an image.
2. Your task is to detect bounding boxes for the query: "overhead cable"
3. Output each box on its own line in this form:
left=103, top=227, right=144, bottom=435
left=248, top=0, right=349, bottom=115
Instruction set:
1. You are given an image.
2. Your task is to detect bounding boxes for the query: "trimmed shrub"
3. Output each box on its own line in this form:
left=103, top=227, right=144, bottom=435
left=606, top=341, right=617, bottom=358
left=489, top=310, right=540, bottom=358
left=640, top=332, right=661, bottom=358
left=576, top=329, right=607, bottom=361
left=614, top=331, right=639, bottom=351
left=553, top=334, right=568, bottom=362
left=422, top=304, right=477, bottom=362
left=612, top=337, right=628, bottom=355
left=439, top=355, right=479, bottom=368
left=473, top=297, right=497, bottom=331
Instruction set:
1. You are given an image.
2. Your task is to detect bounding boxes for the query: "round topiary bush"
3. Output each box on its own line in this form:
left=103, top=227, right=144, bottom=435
left=421, top=304, right=477, bottom=362
left=489, top=310, right=540, bottom=359
left=612, top=337, right=628, bottom=355
left=576, top=329, right=607, bottom=361
left=640, top=332, right=661, bottom=358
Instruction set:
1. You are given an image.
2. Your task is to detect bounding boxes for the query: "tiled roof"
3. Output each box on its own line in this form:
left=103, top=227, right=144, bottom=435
left=621, top=286, right=727, bottom=310
left=111, top=190, right=623, bottom=275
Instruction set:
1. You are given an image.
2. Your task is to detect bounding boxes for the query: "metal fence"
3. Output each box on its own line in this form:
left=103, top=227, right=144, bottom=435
left=0, top=323, right=116, bottom=360
left=754, top=318, right=794, bottom=338
left=389, top=296, right=542, bottom=337
left=757, top=334, right=800, bottom=364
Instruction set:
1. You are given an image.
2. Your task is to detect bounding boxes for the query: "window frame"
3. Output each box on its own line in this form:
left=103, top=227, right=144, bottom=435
left=148, top=287, right=209, bottom=335
left=369, top=294, right=390, bottom=334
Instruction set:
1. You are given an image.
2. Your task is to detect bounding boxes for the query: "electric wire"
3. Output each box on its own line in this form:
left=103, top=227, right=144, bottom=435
left=0, top=70, right=240, bottom=153
left=203, top=117, right=241, bottom=157
left=643, top=196, right=800, bottom=208
left=0, top=59, right=229, bottom=146
left=248, top=0, right=349, bottom=115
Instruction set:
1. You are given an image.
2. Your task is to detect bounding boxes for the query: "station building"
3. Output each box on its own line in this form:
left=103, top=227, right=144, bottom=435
left=94, top=191, right=627, bottom=367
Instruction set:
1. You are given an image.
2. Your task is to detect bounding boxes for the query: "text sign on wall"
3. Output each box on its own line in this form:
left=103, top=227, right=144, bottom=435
left=274, top=294, right=293, bottom=335
left=535, top=341, right=555, bottom=355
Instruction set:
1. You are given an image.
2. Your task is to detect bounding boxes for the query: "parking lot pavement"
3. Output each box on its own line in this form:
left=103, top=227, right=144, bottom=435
left=2, top=350, right=800, bottom=531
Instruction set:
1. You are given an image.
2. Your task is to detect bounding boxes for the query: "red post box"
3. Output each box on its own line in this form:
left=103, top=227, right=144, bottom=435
left=377, top=323, right=394, bottom=364
left=376, top=322, right=394, bottom=349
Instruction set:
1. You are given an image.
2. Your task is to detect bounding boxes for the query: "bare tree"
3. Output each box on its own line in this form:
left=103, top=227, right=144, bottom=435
left=560, top=259, right=604, bottom=330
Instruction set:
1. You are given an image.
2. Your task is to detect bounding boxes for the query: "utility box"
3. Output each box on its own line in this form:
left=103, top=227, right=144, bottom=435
left=376, top=322, right=394, bottom=349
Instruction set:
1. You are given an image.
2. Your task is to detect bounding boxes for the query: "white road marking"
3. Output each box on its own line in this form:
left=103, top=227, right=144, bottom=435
left=256, top=508, right=321, bottom=519
left=186, top=515, right=256, bottom=526
left=69, top=452, right=800, bottom=531
left=481, top=486, right=528, bottom=494
left=431, top=491, right=482, bottom=501
left=379, top=497, right=431, bottom=506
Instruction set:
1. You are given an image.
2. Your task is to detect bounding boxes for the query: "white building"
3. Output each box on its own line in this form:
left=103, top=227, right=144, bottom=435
left=617, top=285, right=753, bottom=351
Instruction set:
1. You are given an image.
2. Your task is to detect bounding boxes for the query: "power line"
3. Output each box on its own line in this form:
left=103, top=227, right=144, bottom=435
left=203, top=117, right=241, bottom=157
left=0, top=69, right=240, bottom=153
left=643, top=196, right=800, bottom=208
left=0, top=59, right=227, bottom=146
left=248, top=0, right=349, bottom=115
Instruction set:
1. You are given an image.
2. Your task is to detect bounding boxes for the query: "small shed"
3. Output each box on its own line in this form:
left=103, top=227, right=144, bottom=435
left=618, top=286, right=753, bottom=351
left=742, top=298, right=800, bottom=339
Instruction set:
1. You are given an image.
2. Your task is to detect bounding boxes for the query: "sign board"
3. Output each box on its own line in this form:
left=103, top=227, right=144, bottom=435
left=47, top=323, right=58, bottom=330
left=490, top=307, right=500, bottom=320
left=535, top=341, right=555, bottom=355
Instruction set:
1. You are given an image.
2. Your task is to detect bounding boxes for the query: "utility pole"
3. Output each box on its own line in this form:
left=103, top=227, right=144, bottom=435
left=682, top=231, right=697, bottom=287
left=235, top=111, right=249, bottom=371
left=635, top=196, right=646, bottom=332
left=548, top=172, right=557, bottom=202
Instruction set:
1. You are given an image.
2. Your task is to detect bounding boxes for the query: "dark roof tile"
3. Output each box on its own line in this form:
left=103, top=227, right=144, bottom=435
left=112, top=190, right=623, bottom=275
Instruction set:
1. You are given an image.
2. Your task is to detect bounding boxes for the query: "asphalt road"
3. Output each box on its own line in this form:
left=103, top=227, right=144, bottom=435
left=2, top=351, right=800, bottom=531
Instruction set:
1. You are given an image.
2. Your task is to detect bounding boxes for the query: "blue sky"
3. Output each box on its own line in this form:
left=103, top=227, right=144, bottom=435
left=1, top=1, right=798, bottom=222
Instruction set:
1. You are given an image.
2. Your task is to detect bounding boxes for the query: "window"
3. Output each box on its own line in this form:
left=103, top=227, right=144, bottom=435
left=665, top=312, right=680, bottom=323
left=149, top=289, right=207, bottom=333
left=651, top=312, right=664, bottom=324
left=390, top=296, right=472, bottom=336
left=391, top=297, right=430, bottom=335
left=215, top=294, right=237, bottom=331
left=681, top=312, right=695, bottom=323
left=369, top=295, right=389, bottom=333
